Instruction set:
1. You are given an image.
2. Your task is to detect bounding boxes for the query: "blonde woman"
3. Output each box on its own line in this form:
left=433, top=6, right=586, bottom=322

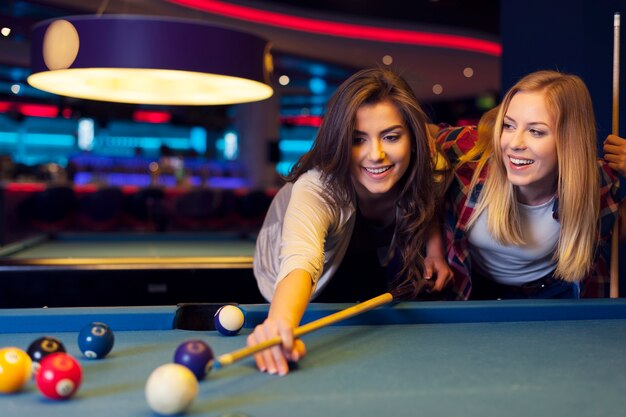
left=438, top=70, right=621, bottom=299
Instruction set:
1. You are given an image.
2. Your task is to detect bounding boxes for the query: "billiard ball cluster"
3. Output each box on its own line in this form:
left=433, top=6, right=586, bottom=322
left=1, top=305, right=247, bottom=416
left=0, top=321, right=115, bottom=400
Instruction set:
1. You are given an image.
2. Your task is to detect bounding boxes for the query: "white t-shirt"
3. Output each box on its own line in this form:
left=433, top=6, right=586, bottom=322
left=467, top=196, right=559, bottom=286
left=253, top=169, right=356, bottom=301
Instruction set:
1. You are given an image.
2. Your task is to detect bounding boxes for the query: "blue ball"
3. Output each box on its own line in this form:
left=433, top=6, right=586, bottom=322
left=77, top=322, right=114, bottom=359
left=173, top=339, right=214, bottom=380
left=214, top=305, right=245, bottom=336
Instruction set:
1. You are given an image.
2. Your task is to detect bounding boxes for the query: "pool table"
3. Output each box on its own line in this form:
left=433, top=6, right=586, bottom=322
left=1, top=299, right=625, bottom=417
left=0, top=232, right=263, bottom=308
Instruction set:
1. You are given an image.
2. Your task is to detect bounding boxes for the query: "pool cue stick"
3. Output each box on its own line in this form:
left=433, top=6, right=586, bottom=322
left=214, top=284, right=415, bottom=368
left=610, top=12, right=620, bottom=298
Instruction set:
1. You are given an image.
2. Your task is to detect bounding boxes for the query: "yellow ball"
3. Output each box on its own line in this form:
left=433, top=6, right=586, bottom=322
left=0, top=347, right=33, bottom=393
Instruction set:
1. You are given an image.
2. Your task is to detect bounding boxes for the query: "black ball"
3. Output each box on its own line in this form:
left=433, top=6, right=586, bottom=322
left=27, top=336, right=66, bottom=373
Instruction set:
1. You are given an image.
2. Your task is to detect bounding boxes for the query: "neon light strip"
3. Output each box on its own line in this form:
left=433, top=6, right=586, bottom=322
left=167, top=0, right=501, bottom=56
left=18, top=103, right=59, bottom=118
left=133, top=110, right=172, bottom=124
left=280, top=115, right=323, bottom=127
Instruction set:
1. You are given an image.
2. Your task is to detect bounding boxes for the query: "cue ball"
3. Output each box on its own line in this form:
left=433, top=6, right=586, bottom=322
left=145, top=363, right=198, bottom=415
left=35, top=352, right=82, bottom=400
left=77, top=322, right=115, bottom=359
left=173, top=339, right=214, bottom=381
left=0, top=347, right=32, bottom=394
left=27, top=336, right=66, bottom=374
left=214, top=305, right=245, bottom=336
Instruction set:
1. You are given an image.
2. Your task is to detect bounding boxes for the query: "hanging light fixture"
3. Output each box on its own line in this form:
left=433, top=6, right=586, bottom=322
left=27, top=15, right=274, bottom=105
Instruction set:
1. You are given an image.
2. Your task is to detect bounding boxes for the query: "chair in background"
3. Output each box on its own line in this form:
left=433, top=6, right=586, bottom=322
left=173, top=188, right=221, bottom=230
left=233, top=189, right=273, bottom=232
left=18, top=185, right=77, bottom=232
left=76, top=187, right=125, bottom=231
left=211, top=189, right=237, bottom=230
left=123, top=187, right=167, bottom=231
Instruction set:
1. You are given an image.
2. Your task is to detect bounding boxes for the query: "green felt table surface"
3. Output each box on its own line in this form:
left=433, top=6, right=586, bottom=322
left=0, top=232, right=255, bottom=260
left=1, top=300, right=626, bottom=417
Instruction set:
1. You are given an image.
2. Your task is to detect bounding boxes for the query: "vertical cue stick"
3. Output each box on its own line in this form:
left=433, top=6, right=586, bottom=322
left=610, top=12, right=621, bottom=298
left=214, top=285, right=414, bottom=368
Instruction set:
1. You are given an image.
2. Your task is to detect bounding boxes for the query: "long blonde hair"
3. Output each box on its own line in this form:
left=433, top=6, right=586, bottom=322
left=466, top=70, right=599, bottom=281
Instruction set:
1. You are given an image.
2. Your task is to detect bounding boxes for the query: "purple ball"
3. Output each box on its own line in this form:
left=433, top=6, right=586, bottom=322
left=173, top=339, right=214, bottom=380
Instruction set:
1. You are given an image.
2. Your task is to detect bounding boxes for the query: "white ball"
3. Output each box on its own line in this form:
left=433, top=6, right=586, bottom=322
left=145, top=363, right=198, bottom=415
left=215, top=305, right=245, bottom=336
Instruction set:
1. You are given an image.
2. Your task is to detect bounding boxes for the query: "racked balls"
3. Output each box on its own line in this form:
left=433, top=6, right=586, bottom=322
left=214, top=305, right=245, bottom=336
left=78, top=322, right=114, bottom=359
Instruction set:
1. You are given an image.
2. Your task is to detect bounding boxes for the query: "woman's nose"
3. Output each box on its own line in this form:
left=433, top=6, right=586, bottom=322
left=368, top=141, right=385, bottom=160
left=508, top=130, right=526, bottom=151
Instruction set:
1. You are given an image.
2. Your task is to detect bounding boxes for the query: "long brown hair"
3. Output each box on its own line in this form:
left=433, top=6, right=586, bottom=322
left=467, top=70, right=599, bottom=281
left=287, top=67, right=444, bottom=291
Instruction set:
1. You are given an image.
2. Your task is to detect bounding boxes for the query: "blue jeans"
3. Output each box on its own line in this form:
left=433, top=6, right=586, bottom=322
left=470, top=272, right=580, bottom=300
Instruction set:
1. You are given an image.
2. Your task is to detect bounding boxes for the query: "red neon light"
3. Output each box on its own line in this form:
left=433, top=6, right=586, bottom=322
left=74, top=184, right=99, bottom=194
left=0, top=101, right=12, bottom=113
left=121, top=185, right=140, bottom=194
left=133, top=110, right=172, bottom=124
left=280, top=115, right=323, bottom=127
left=5, top=183, right=47, bottom=192
left=166, top=0, right=501, bottom=56
left=18, top=103, right=59, bottom=118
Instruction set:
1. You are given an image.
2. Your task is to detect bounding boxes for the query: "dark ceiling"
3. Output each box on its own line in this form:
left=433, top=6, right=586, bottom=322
left=264, top=0, right=500, bottom=35
left=0, top=0, right=501, bottom=127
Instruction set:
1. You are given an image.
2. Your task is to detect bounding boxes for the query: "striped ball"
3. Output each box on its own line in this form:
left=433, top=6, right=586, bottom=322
left=214, top=305, right=244, bottom=336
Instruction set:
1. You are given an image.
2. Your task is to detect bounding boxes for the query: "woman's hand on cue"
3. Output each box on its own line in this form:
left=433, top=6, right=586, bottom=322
left=604, top=134, right=626, bottom=177
left=247, top=317, right=307, bottom=376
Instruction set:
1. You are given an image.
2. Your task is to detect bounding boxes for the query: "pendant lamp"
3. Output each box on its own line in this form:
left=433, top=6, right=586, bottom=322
left=27, top=15, right=274, bottom=105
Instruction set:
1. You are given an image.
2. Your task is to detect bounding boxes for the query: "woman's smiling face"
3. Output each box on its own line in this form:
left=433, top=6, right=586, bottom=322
left=350, top=100, right=411, bottom=200
left=500, top=90, right=559, bottom=205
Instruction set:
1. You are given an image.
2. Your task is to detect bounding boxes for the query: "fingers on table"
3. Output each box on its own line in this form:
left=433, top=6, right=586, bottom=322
left=248, top=320, right=292, bottom=376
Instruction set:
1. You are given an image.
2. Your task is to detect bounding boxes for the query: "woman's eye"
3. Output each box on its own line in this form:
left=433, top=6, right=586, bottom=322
left=529, top=129, right=545, bottom=137
left=352, top=136, right=365, bottom=145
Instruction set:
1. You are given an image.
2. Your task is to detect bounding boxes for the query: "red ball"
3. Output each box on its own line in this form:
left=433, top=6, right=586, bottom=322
left=35, top=353, right=82, bottom=400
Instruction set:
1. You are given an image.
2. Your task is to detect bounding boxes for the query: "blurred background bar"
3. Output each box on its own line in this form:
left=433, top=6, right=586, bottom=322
left=0, top=0, right=623, bottom=307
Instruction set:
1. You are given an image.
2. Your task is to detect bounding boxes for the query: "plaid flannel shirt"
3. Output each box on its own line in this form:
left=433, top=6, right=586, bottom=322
left=437, top=125, right=620, bottom=298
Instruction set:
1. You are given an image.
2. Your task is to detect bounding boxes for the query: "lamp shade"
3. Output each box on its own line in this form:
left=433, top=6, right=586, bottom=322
left=27, top=15, right=274, bottom=105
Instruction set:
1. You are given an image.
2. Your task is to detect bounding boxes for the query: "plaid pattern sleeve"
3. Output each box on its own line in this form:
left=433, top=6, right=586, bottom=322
left=581, top=160, right=621, bottom=297
left=436, top=125, right=482, bottom=299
